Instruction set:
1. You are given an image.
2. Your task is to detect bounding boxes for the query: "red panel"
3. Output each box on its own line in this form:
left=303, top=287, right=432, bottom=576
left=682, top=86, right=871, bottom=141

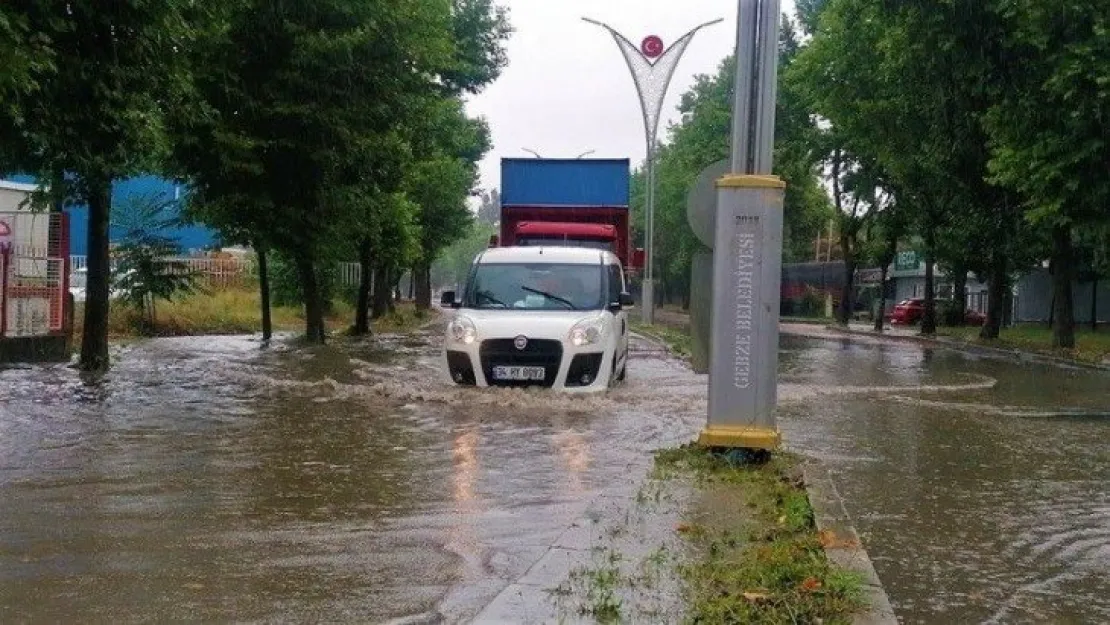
left=500, top=206, right=631, bottom=265
left=515, top=222, right=616, bottom=239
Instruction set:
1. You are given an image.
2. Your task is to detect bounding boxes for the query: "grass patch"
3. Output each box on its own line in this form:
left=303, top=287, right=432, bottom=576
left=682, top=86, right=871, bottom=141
left=631, top=320, right=694, bottom=360
left=75, top=289, right=434, bottom=339
left=937, top=323, right=1110, bottom=365
left=654, top=444, right=864, bottom=624
left=780, top=315, right=832, bottom=325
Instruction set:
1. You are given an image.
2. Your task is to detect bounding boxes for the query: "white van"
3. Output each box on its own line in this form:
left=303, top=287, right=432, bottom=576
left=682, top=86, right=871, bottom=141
left=440, top=246, right=633, bottom=392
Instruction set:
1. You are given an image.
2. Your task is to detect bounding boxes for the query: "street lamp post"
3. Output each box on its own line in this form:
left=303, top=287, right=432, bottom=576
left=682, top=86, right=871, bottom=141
left=583, top=17, right=721, bottom=325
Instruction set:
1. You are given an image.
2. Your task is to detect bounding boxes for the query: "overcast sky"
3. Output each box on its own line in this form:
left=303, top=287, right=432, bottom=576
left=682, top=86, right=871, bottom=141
left=465, top=0, right=798, bottom=195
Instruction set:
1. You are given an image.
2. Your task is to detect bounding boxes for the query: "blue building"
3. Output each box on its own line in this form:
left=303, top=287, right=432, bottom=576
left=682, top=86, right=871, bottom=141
left=4, top=174, right=218, bottom=256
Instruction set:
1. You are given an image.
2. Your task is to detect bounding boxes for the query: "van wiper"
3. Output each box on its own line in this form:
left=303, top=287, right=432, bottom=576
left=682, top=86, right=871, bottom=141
left=477, top=291, right=507, bottom=308
left=521, top=286, right=576, bottom=310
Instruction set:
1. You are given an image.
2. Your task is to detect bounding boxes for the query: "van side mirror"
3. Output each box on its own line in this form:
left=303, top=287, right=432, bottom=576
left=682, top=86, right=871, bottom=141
left=440, top=290, right=458, bottom=308
left=610, top=292, right=635, bottom=312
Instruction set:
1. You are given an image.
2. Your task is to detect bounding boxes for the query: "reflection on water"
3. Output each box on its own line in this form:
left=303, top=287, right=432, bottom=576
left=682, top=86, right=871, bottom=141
left=779, top=333, right=1110, bottom=624
left=0, top=333, right=704, bottom=623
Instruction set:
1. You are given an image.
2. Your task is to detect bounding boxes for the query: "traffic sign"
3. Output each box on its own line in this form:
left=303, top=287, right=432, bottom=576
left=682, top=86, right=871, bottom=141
left=686, top=159, right=729, bottom=248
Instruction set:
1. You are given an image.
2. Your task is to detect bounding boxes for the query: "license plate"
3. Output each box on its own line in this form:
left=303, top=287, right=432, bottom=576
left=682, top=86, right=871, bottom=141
left=492, top=366, right=546, bottom=381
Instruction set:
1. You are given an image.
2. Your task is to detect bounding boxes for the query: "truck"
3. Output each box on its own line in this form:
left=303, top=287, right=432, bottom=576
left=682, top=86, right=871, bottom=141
left=493, top=158, right=644, bottom=272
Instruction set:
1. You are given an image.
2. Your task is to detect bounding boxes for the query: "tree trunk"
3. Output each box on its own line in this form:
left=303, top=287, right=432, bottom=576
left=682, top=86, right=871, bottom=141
left=414, top=261, right=432, bottom=311
left=353, top=239, right=372, bottom=335
left=389, top=269, right=400, bottom=313
left=408, top=269, right=415, bottom=300
left=257, top=243, right=273, bottom=341
left=1091, top=277, right=1098, bottom=332
left=297, top=256, right=326, bottom=344
left=980, top=257, right=1007, bottom=340
left=952, top=266, right=968, bottom=327
left=1003, top=287, right=1013, bottom=327
left=922, top=253, right=937, bottom=335
left=837, top=253, right=857, bottom=326
left=874, top=266, right=889, bottom=332
left=371, top=263, right=391, bottom=319
left=1050, top=226, right=1075, bottom=348
left=79, top=179, right=112, bottom=372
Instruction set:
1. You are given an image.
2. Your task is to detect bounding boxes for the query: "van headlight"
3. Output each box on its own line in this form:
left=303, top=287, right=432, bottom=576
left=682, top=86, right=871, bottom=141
left=447, top=316, right=477, bottom=345
left=569, top=317, right=605, bottom=347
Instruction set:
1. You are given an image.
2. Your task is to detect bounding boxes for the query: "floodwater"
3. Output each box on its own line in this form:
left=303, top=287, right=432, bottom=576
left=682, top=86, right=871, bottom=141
left=0, top=331, right=705, bottom=624
left=778, top=327, right=1110, bottom=625
left=1, top=326, right=1107, bottom=624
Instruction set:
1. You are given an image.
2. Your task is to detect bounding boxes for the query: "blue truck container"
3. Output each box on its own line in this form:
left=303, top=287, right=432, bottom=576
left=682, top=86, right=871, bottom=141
left=500, top=158, right=631, bottom=207
left=498, top=158, right=640, bottom=269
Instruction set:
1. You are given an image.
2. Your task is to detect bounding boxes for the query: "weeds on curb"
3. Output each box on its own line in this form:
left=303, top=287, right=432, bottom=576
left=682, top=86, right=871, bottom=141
left=654, top=444, right=865, bottom=624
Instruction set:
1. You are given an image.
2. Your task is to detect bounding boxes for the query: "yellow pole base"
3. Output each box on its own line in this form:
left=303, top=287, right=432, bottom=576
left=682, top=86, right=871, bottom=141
left=697, top=426, right=781, bottom=451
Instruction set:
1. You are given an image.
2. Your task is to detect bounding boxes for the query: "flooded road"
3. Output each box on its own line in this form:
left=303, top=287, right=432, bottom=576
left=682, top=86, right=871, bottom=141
left=0, top=331, right=704, bottom=624
left=778, top=327, right=1110, bottom=625
left=1, top=326, right=1108, bottom=624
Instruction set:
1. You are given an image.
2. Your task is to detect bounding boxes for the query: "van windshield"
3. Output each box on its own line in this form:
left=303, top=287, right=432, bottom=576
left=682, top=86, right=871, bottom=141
left=464, top=263, right=604, bottom=311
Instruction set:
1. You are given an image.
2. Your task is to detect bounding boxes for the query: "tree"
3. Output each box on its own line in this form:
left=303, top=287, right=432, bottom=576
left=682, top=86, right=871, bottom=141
left=864, top=201, right=907, bottom=331
left=985, top=0, right=1110, bottom=348
left=825, top=148, right=883, bottom=326
left=0, top=1, right=203, bottom=371
left=406, top=100, right=491, bottom=312
left=113, top=195, right=201, bottom=334
left=173, top=0, right=457, bottom=344
left=431, top=221, right=495, bottom=290
left=627, top=18, right=830, bottom=307
left=477, top=189, right=500, bottom=225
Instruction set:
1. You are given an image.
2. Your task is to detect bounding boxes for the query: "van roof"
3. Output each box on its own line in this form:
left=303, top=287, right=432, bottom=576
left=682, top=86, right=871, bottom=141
left=478, top=245, right=619, bottom=265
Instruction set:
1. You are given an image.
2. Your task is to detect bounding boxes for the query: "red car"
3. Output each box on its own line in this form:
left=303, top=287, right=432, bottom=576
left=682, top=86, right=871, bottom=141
left=890, top=298, right=986, bottom=326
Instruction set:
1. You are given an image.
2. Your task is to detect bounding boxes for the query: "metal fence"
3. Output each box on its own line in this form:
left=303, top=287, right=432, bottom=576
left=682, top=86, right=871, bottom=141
left=1, top=212, right=68, bottom=338
left=69, top=255, right=364, bottom=288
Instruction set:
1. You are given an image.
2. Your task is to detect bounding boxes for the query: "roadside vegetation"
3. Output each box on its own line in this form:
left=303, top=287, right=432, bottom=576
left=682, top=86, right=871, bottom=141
left=75, top=291, right=432, bottom=340
left=655, top=445, right=864, bottom=624
left=631, top=319, right=693, bottom=361
left=628, top=0, right=1107, bottom=352
left=939, top=324, right=1110, bottom=366
left=1, top=0, right=510, bottom=371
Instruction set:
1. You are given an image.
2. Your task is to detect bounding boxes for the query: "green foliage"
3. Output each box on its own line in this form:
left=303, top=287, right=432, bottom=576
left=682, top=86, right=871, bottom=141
left=476, top=189, right=500, bottom=225
left=406, top=97, right=492, bottom=267
left=1, top=0, right=207, bottom=368
left=984, top=1, right=1109, bottom=228
left=441, top=0, right=512, bottom=95
left=268, top=252, right=339, bottom=311
left=629, top=23, right=831, bottom=304
left=113, top=195, right=202, bottom=334
left=0, top=1, right=200, bottom=197
left=431, top=221, right=496, bottom=289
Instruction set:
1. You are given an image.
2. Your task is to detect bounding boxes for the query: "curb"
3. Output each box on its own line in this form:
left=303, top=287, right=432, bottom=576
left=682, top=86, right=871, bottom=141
left=634, top=329, right=899, bottom=623
left=820, top=325, right=1110, bottom=373
left=803, top=463, right=899, bottom=625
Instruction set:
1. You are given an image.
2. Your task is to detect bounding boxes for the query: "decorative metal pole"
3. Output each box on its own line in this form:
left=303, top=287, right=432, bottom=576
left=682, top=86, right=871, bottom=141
left=583, top=17, right=722, bottom=325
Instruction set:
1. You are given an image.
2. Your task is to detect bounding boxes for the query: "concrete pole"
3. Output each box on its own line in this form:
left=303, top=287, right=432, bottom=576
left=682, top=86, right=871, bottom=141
left=730, top=0, right=759, bottom=174
left=699, top=0, right=785, bottom=452
left=753, top=0, right=782, bottom=175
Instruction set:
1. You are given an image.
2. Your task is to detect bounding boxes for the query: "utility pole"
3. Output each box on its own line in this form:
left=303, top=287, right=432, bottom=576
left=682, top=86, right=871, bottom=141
left=699, top=0, right=785, bottom=454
